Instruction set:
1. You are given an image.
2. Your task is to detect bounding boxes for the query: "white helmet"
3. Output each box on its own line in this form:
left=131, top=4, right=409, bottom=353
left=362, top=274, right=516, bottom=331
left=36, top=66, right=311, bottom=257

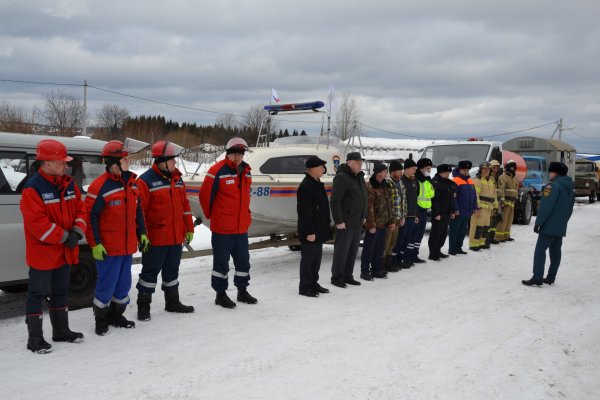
left=225, top=137, right=249, bottom=152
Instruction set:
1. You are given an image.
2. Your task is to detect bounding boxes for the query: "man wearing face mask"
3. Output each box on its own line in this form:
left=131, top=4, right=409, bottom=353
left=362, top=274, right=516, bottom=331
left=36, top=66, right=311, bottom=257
left=410, top=158, right=434, bottom=264
left=200, top=137, right=257, bottom=309
left=496, top=160, right=520, bottom=242
left=135, top=141, right=195, bottom=321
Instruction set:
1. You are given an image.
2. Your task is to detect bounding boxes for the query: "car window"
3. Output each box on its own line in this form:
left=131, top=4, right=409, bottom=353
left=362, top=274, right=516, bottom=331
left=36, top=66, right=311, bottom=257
left=0, top=151, right=28, bottom=194
left=259, top=155, right=313, bottom=174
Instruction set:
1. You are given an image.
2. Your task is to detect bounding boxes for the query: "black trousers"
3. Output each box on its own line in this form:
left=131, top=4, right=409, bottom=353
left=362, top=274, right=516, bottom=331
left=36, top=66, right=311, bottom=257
left=428, top=214, right=450, bottom=257
left=299, top=241, right=323, bottom=292
left=26, top=264, right=70, bottom=315
left=331, top=227, right=362, bottom=283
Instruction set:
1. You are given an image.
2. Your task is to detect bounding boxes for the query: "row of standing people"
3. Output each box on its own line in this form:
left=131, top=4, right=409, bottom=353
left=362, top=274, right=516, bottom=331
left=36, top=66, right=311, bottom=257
left=20, top=137, right=257, bottom=354
left=296, top=153, right=524, bottom=296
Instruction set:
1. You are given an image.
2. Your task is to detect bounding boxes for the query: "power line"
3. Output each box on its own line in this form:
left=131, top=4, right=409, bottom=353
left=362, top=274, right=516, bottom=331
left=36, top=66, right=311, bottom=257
left=0, top=77, right=560, bottom=140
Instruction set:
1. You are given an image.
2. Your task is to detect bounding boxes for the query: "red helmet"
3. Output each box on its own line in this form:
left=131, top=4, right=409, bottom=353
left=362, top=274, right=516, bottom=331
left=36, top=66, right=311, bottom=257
left=225, top=137, right=249, bottom=152
left=101, top=140, right=129, bottom=158
left=36, top=139, right=73, bottom=162
left=151, top=141, right=184, bottom=158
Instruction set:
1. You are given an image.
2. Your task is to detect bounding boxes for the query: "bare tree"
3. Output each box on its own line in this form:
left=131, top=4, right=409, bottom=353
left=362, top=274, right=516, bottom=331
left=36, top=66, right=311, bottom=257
left=0, top=101, right=33, bottom=133
left=333, top=93, right=362, bottom=141
left=242, top=104, right=281, bottom=145
left=96, top=104, right=130, bottom=140
left=43, top=89, right=85, bottom=136
left=215, top=113, right=238, bottom=131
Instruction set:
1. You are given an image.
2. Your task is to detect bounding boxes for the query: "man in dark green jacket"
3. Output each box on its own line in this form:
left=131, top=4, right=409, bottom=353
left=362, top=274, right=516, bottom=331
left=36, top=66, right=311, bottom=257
left=522, top=162, right=575, bottom=286
left=330, top=152, right=368, bottom=288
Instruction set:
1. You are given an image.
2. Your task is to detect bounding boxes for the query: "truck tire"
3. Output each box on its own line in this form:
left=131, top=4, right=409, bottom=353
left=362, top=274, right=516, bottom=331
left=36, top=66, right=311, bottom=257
left=288, top=245, right=302, bottom=251
left=590, top=190, right=596, bottom=204
left=519, top=194, right=533, bottom=225
left=68, top=246, right=96, bottom=310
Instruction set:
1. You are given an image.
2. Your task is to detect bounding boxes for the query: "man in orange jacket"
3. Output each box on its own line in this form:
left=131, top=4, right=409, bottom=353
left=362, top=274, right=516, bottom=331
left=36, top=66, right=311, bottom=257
left=85, top=140, right=148, bottom=335
left=135, top=141, right=195, bottom=321
left=20, top=139, right=85, bottom=353
left=199, top=137, right=257, bottom=309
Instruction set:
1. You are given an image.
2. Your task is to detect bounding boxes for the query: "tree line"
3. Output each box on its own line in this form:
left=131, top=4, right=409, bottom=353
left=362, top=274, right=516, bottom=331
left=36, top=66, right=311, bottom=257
left=0, top=89, right=363, bottom=148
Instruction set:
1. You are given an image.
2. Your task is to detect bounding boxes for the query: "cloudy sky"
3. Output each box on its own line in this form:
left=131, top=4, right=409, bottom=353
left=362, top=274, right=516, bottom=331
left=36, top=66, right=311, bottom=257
left=1, top=0, right=599, bottom=151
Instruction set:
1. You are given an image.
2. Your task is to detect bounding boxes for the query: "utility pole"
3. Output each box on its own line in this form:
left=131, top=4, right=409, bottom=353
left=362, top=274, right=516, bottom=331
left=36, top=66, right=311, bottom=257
left=550, top=118, right=575, bottom=141
left=82, top=80, right=87, bottom=137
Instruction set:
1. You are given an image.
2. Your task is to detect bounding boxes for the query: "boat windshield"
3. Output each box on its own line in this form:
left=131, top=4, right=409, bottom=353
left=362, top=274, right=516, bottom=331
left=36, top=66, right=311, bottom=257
left=421, top=144, right=490, bottom=166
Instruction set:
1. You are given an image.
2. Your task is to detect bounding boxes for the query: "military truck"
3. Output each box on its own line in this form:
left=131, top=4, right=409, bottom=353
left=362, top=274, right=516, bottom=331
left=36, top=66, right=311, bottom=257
left=574, top=160, right=599, bottom=203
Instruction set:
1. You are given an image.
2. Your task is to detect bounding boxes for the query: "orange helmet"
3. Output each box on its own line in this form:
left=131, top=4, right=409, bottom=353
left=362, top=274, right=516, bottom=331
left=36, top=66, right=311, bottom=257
left=36, top=139, right=73, bottom=161
left=101, top=140, right=129, bottom=158
left=151, top=141, right=184, bottom=158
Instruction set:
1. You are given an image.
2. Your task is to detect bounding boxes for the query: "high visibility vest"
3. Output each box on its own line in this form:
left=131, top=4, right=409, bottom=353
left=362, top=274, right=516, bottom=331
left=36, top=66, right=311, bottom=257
left=417, top=179, right=434, bottom=209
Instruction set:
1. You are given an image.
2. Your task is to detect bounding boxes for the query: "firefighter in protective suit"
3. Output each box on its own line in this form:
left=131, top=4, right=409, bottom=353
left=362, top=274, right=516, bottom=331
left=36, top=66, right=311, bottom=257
left=20, top=140, right=85, bottom=353
left=199, top=137, right=257, bottom=309
left=495, top=160, right=519, bottom=242
left=135, top=141, right=195, bottom=321
left=487, top=160, right=502, bottom=245
left=469, top=162, right=497, bottom=251
left=85, top=140, right=149, bottom=335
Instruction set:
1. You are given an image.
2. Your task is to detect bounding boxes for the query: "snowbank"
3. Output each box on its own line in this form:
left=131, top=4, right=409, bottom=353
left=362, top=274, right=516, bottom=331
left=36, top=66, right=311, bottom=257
left=1, top=204, right=599, bottom=399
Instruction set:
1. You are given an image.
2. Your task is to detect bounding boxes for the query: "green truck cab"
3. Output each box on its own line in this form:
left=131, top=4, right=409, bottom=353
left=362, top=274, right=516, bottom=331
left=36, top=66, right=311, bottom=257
left=574, top=160, right=599, bottom=203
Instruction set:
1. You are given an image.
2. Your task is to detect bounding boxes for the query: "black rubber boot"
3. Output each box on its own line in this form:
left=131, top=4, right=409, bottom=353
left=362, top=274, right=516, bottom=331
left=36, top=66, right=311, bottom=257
left=49, top=307, right=84, bottom=343
left=215, top=291, right=236, bottom=309
left=26, top=314, right=52, bottom=354
left=522, top=278, right=543, bottom=287
left=237, top=287, right=258, bottom=304
left=108, top=302, right=135, bottom=329
left=164, top=288, right=195, bottom=313
left=93, top=304, right=110, bottom=336
left=137, top=292, right=152, bottom=321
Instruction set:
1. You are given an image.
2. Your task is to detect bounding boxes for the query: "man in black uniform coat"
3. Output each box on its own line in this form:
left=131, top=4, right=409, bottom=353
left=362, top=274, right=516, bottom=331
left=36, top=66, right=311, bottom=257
left=297, top=156, right=332, bottom=297
left=428, top=164, right=456, bottom=261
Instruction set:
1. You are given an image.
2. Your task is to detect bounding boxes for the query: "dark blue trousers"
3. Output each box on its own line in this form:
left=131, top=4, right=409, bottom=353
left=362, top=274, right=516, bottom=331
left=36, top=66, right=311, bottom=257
left=138, top=244, right=183, bottom=294
left=410, top=208, right=428, bottom=259
left=532, top=233, right=563, bottom=281
left=26, top=264, right=70, bottom=315
left=211, top=233, right=251, bottom=292
left=360, top=227, right=387, bottom=273
left=394, top=217, right=416, bottom=264
left=94, top=255, right=132, bottom=308
left=448, top=216, right=470, bottom=253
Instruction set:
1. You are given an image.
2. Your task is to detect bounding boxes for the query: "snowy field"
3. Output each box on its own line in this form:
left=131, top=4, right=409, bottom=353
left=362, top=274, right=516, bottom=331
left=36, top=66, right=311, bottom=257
left=1, top=203, right=599, bottom=400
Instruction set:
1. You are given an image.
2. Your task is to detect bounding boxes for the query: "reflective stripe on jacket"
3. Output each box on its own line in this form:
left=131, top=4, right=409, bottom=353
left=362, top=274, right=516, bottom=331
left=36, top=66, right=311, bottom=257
left=85, top=171, right=146, bottom=256
left=137, top=164, right=194, bottom=246
left=20, top=170, right=87, bottom=270
left=199, top=158, right=252, bottom=234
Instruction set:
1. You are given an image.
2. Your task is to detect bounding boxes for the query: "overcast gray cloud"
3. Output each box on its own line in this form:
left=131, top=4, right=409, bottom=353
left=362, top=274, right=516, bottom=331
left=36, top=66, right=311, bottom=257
left=1, top=0, right=599, bottom=150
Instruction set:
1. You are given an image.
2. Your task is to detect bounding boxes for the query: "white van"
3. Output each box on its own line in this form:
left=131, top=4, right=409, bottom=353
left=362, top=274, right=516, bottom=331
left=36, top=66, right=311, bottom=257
left=0, top=131, right=107, bottom=309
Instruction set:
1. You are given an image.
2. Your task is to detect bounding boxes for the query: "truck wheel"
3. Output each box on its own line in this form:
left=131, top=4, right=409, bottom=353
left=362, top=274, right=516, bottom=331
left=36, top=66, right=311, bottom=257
left=68, top=246, right=96, bottom=310
left=288, top=245, right=302, bottom=251
left=590, top=190, right=596, bottom=204
left=520, top=194, right=533, bottom=225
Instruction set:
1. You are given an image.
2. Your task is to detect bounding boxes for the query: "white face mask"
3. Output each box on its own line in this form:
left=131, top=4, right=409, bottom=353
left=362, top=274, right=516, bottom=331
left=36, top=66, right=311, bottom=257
left=424, top=171, right=431, bottom=177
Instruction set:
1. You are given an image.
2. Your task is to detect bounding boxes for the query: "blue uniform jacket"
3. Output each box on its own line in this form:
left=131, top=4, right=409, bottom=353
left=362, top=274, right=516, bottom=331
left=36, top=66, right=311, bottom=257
left=451, top=168, right=478, bottom=217
left=535, top=175, right=575, bottom=237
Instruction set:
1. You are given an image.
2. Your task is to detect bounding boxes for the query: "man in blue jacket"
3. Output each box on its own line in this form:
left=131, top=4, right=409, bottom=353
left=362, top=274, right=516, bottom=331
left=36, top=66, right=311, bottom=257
left=522, top=162, right=575, bottom=286
left=448, top=161, right=478, bottom=255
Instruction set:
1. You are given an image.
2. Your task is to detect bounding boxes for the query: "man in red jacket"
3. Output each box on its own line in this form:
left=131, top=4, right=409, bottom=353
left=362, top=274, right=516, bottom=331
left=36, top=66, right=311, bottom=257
left=85, top=140, right=149, bottom=335
left=199, top=137, right=257, bottom=309
left=135, top=141, right=195, bottom=321
left=20, top=139, right=85, bottom=353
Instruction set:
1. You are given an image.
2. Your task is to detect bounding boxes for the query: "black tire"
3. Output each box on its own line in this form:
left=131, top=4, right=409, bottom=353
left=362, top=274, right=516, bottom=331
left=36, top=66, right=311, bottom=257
left=519, top=194, right=533, bottom=225
left=288, top=245, right=302, bottom=251
left=1, top=283, right=28, bottom=293
left=590, top=190, right=596, bottom=204
left=68, top=246, right=96, bottom=310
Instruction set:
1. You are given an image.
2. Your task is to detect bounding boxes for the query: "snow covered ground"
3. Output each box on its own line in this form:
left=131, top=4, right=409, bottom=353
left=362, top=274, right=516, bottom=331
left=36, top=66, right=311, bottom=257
left=1, top=203, right=599, bottom=400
